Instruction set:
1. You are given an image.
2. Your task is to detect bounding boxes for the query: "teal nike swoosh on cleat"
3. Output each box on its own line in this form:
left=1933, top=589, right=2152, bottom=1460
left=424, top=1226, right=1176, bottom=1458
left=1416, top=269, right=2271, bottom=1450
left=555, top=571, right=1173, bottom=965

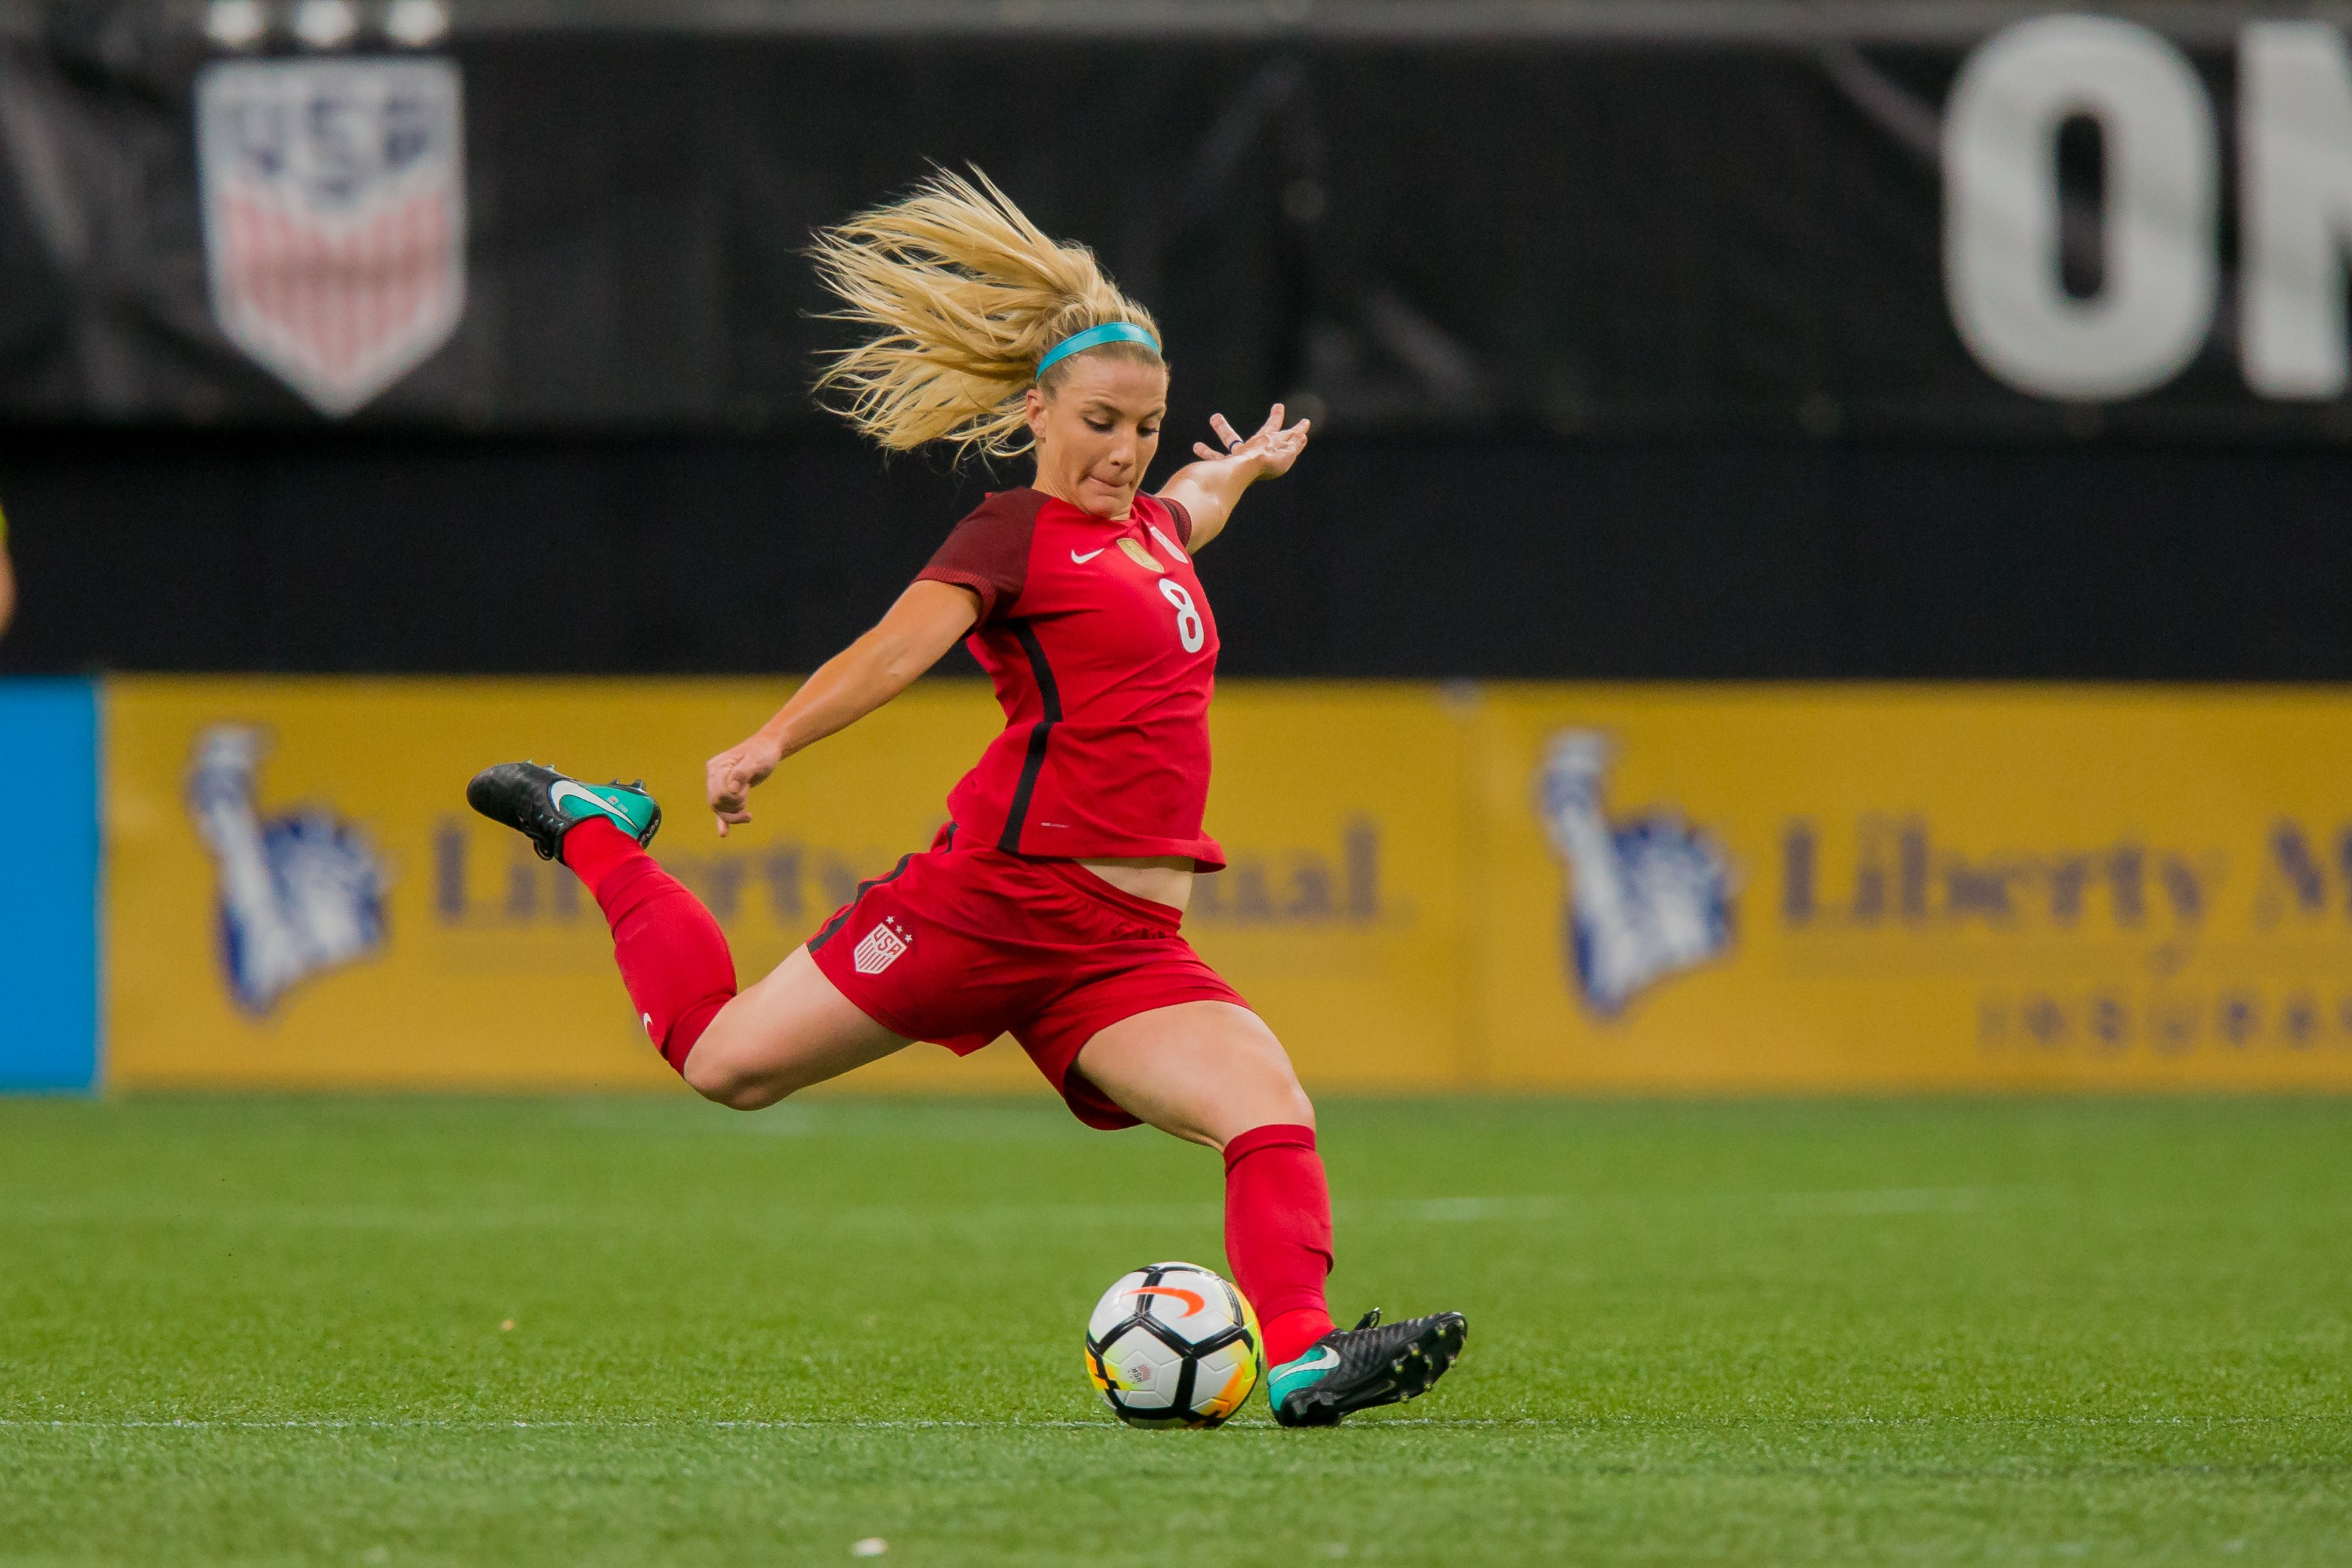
left=1266, top=1346, right=1341, bottom=1407
left=548, top=778, right=659, bottom=836
left=1269, top=1309, right=1469, bottom=1428
left=468, top=762, right=662, bottom=862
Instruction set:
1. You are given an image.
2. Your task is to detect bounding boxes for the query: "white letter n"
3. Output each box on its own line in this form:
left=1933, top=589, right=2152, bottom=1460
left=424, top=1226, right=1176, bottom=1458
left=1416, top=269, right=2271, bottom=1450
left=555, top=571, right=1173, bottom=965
left=2242, top=23, right=2352, bottom=397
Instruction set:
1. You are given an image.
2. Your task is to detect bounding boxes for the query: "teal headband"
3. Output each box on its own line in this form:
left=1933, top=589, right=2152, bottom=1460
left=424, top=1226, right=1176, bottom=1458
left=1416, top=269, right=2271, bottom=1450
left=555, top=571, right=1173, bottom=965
left=1036, top=322, right=1161, bottom=378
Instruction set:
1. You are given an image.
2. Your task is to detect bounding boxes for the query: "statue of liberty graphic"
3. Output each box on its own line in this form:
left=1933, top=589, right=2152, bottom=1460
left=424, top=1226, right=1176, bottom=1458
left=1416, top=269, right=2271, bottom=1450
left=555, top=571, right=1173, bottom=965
left=1537, top=729, right=1736, bottom=1016
left=187, top=725, right=389, bottom=1015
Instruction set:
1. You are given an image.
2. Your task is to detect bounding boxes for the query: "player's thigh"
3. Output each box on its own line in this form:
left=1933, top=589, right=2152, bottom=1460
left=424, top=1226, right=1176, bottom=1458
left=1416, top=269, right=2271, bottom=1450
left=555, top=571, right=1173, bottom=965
left=684, top=945, right=909, bottom=1108
left=1075, top=1001, right=1313, bottom=1150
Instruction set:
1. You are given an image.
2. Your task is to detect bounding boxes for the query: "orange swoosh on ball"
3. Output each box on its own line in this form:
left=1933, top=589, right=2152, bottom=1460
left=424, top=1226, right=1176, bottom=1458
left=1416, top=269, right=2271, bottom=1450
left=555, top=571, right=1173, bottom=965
left=1122, top=1285, right=1206, bottom=1316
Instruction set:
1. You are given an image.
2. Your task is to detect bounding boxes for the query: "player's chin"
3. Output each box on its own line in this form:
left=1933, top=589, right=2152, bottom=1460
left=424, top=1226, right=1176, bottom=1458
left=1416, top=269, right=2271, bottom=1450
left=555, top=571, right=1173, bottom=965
left=1079, top=477, right=1137, bottom=516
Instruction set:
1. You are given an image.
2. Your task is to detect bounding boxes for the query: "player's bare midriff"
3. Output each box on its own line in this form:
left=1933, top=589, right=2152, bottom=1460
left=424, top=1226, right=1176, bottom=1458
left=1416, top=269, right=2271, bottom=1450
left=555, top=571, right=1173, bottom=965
left=1077, top=855, right=1194, bottom=914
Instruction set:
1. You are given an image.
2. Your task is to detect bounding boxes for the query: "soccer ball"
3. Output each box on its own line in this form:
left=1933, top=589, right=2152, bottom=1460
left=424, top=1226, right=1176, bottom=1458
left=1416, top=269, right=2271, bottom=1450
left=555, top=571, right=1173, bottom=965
left=1085, top=1262, right=1262, bottom=1428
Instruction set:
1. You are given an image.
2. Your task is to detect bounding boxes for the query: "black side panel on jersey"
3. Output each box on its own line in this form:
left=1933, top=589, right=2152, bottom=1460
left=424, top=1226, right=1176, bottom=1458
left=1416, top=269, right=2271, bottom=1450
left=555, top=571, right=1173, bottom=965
left=997, top=622, right=1064, bottom=854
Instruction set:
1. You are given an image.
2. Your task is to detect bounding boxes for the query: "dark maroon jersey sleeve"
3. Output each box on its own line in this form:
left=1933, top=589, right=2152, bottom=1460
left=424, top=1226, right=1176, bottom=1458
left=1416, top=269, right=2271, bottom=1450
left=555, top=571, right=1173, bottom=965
left=1158, top=496, right=1194, bottom=547
left=915, top=490, right=1043, bottom=624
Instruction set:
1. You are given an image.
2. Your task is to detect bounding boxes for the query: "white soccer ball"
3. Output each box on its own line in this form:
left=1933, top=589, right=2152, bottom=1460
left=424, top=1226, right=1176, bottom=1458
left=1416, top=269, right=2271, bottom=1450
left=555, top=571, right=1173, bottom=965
left=1084, top=1261, right=1262, bottom=1428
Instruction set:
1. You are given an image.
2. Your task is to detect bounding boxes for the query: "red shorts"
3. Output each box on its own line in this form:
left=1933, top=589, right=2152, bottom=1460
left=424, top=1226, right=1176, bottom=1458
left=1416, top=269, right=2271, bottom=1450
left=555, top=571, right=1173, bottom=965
left=806, top=825, right=1249, bottom=1129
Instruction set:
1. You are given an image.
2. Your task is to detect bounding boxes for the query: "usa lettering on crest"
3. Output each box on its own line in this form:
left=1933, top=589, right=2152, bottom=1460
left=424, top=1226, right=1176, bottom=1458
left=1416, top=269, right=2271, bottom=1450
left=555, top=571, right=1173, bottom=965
left=853, top=919, right=912, bottom=976
left=195, top=59, right=467, bottom=417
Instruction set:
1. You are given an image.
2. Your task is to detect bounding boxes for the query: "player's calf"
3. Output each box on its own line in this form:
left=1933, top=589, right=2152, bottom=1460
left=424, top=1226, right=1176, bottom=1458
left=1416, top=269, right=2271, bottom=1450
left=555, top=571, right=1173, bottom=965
left=465, top=762, right=736, bottom=1073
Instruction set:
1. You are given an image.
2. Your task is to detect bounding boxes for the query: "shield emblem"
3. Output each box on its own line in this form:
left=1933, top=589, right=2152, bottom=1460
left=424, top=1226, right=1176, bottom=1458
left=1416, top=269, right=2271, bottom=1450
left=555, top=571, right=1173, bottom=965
left=197, top=59, right=466, bottom=416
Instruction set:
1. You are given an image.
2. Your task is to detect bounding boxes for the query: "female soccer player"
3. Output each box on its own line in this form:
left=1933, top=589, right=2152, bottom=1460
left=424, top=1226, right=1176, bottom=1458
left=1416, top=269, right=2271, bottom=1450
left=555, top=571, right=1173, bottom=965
left=468, top=171, right=1466, bottom=1426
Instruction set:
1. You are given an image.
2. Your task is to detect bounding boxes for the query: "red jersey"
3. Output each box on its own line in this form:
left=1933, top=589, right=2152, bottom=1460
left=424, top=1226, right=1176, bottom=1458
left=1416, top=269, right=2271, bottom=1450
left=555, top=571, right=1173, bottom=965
left=915, top=487, right=1224, bottom=870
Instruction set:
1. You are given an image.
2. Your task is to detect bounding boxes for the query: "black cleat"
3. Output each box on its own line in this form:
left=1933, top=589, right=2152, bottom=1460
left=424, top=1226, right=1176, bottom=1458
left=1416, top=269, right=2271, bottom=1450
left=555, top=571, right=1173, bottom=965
left=1267, top=1307, right=1469, bottom=1427
left=465, top=761, right=662, bottom=863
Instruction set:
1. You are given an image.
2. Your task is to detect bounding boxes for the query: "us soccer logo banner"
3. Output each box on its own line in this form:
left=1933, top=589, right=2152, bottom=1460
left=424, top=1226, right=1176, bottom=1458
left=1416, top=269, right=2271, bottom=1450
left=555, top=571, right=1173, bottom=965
left=196, top=60, right=466, bottom=416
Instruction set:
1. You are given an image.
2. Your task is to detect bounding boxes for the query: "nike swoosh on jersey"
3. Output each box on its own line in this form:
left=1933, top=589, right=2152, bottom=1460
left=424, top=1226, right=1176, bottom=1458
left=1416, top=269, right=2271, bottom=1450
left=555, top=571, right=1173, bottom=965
left=1070, top=548, right=1106, bottom=563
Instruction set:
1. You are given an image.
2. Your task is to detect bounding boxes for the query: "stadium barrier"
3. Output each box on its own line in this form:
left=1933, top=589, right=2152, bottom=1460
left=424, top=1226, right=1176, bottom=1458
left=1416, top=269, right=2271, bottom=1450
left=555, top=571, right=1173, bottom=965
left=8, top=676, right=2352, bottom=1095
left=0, top=679, right=99, bottom=1090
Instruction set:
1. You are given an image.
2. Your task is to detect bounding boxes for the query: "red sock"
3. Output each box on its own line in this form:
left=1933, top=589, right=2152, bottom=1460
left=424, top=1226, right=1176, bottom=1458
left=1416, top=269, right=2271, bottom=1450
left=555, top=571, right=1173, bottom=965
left=1223, top=1123, right=1336, bottom=1366
left=560, top=818, right=737, bottom=1074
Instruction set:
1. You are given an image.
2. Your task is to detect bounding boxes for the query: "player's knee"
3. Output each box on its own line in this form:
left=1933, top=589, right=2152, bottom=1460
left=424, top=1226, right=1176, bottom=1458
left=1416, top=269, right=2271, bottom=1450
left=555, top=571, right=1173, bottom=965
left=1244, top=1052, right=1315, bottom=1131
left=681, top=1042, right=784, bottom=1111
left=1264, top=1035, right=1315, bottom=1126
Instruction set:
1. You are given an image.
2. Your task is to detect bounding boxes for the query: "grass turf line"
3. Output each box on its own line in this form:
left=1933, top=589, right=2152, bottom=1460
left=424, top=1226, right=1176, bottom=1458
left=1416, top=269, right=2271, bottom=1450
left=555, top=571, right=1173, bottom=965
left=0, top=1094, right=2346, bottom=1565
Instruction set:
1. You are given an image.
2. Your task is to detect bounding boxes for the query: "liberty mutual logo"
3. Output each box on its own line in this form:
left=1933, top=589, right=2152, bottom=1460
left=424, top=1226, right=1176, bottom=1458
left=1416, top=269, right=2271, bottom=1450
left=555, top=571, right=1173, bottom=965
left=1537, top=729, right=1736, bottom=1015
left=187, top=725, right=389, bottom=1013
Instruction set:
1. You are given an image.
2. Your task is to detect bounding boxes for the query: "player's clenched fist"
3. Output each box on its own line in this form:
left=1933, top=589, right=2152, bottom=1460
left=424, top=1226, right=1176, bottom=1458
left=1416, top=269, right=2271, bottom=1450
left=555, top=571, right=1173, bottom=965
left=706, top=732, right=783, bottom=836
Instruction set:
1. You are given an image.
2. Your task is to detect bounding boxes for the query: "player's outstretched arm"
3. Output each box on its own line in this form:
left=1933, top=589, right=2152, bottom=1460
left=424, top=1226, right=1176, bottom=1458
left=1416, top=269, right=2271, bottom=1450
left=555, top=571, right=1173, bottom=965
left=705, top=579, right=979, bottom=835
left=1156, top=404, right=1310, bottom=553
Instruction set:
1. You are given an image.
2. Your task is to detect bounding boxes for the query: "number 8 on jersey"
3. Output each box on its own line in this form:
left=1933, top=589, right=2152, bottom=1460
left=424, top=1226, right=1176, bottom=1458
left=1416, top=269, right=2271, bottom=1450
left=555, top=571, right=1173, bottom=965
left=1159, top=579, right=1205, bottom=653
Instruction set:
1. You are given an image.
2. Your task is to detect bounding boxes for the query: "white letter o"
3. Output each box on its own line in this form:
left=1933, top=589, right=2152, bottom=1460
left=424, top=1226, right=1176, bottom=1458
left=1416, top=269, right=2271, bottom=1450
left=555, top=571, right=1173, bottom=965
left=1944, top=14, right=2218, bottom=400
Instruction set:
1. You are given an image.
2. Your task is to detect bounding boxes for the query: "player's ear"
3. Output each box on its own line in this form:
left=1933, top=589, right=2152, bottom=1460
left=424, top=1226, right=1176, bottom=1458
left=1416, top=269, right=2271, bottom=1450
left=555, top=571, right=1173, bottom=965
left=1023, top=385, right=1050, bottom=444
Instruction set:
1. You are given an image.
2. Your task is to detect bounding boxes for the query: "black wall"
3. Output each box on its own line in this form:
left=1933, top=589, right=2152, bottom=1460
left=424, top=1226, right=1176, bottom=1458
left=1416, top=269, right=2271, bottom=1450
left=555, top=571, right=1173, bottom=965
left=5, top=429, right=2345, bottom=679
left=4, top=20, right=2347, bottom=682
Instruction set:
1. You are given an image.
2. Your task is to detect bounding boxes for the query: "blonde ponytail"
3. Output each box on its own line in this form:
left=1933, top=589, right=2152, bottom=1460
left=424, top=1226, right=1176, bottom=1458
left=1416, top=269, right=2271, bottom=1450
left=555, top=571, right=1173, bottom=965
left=808, top=167, right=1163, bottom=460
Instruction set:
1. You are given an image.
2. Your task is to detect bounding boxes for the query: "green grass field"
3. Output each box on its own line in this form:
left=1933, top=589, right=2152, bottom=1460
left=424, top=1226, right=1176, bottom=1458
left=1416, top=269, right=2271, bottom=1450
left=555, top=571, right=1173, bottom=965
left=2, top=1094, right=2347, bottom=1566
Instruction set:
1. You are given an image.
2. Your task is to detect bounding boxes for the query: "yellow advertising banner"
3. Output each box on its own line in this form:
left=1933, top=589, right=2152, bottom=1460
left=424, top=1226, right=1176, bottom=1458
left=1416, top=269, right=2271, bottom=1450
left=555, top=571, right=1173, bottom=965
left=101, top=677, right=1467, bottom=1094
left=106, top=678, right=2352, bottom=1094
left=1471, top=686, right=2352, bottom=1092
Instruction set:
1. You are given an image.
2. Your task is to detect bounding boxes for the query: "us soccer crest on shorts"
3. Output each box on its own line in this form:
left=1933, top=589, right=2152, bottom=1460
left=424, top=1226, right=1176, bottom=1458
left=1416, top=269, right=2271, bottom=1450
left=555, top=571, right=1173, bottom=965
left=853, top=917, right=913, bottom=976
